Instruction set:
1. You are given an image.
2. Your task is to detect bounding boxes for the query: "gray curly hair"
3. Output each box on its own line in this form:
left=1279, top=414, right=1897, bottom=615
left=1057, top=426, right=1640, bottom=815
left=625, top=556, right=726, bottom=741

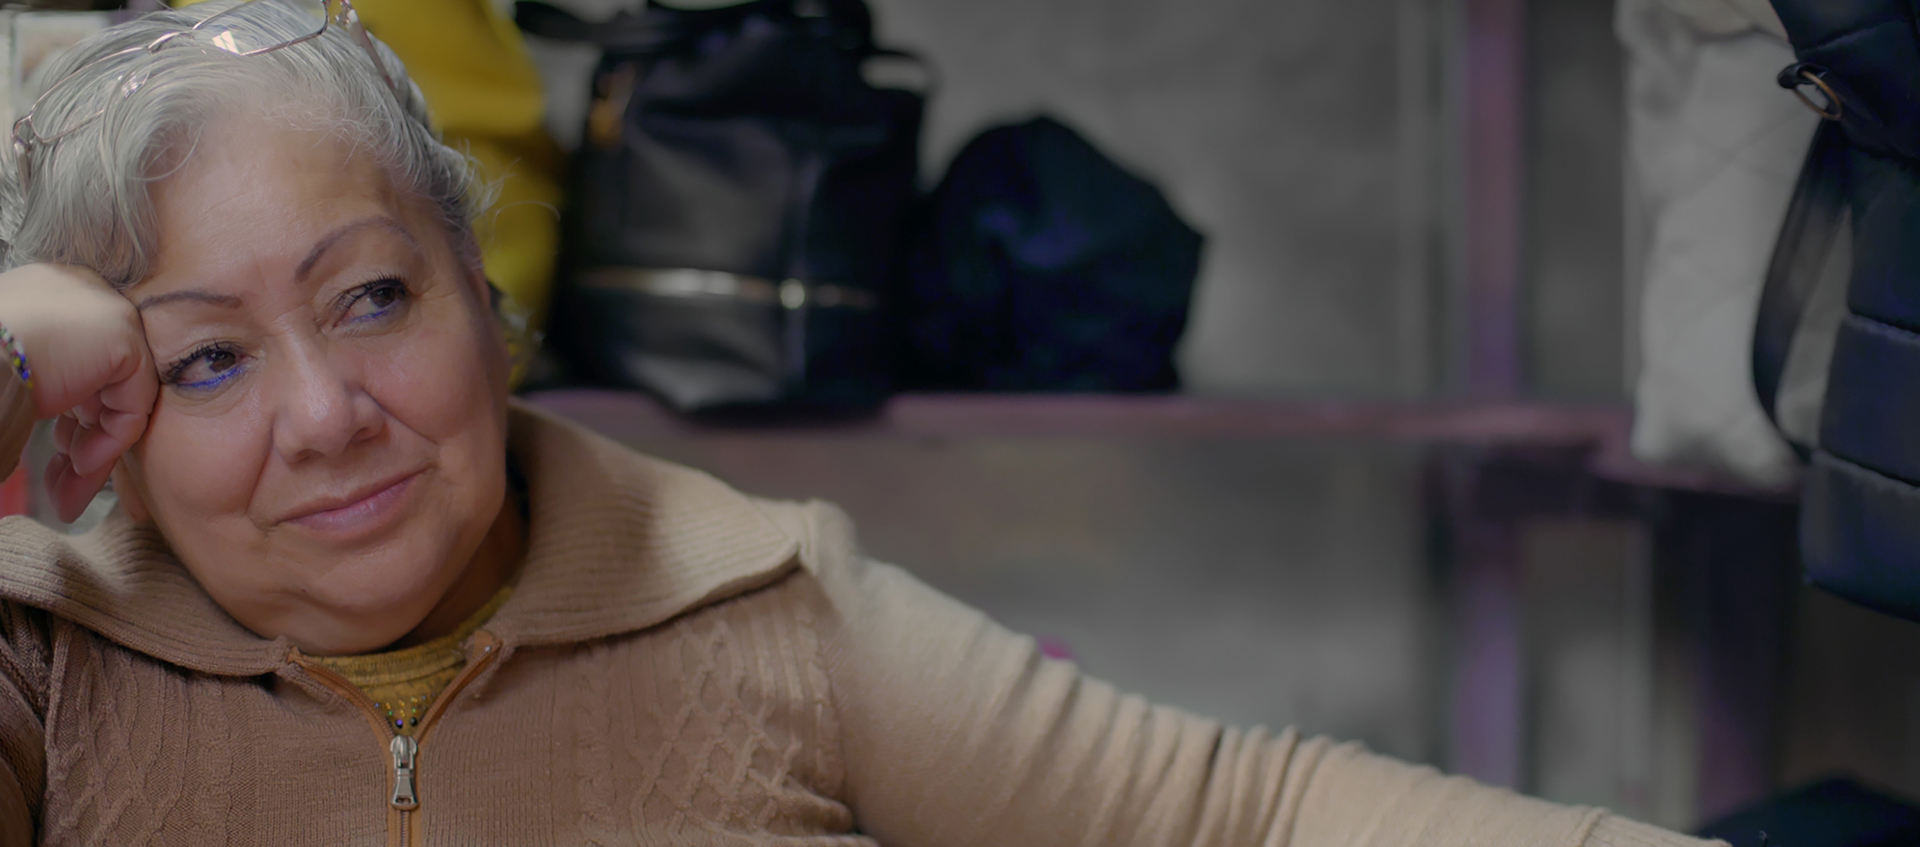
left=0, top=0, right=486, bottom=289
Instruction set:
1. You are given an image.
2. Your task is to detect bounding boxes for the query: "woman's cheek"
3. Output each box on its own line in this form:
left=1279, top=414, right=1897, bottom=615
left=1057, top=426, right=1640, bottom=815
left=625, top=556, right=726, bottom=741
left=363, top=304, right=503, bottom=444
left=133, top=402, right=273, bottom=530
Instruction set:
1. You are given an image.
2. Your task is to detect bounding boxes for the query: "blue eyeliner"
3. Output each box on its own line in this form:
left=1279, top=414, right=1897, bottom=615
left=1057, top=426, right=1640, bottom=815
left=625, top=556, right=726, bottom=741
left=179, top=363, right=244, bottom=392
left=341, top=279, right=409, bottom=326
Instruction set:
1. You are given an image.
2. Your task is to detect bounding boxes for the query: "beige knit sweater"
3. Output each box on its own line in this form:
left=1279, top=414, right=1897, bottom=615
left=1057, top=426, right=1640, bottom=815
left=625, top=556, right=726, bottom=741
left=0, top=391, right=1715, bottom=845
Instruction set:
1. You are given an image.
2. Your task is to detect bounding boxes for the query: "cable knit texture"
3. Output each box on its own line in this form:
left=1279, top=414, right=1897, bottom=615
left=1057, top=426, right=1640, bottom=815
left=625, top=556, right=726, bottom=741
left=0, top=395, right=1720, bottom=846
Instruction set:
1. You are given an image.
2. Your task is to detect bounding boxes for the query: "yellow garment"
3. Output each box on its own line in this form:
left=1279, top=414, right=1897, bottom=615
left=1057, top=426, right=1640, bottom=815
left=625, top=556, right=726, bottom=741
left=176, top=0, right=565, bottom=340
left=310, top=585, right=513, bottom=736
left=352, top=0, right=563, bottom=337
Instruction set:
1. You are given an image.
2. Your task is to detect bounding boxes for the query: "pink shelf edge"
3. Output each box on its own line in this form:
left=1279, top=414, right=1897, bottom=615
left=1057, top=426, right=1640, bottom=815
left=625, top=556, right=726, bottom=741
left=524, top=389, right=1794, bottom=499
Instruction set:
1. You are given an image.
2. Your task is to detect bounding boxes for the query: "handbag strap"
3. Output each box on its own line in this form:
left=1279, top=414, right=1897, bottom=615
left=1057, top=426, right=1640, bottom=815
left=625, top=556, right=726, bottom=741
left=516, top=0, right=935, bottom=94
left=514, top=2, right=677, bottom=52
left=515, top=0, right=902, bottom=57
left=512, top=1, right=595, bottom=42
left=1753, top=117, right=1849, bottom=450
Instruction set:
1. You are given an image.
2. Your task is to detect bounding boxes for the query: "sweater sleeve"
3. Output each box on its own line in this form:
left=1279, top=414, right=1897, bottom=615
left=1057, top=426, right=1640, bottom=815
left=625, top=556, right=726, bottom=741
left=0, top=601, right=50, bottom=847
left=804, top=525, right=1719, bottom=847
left=0, top=373, right=49, bottom=845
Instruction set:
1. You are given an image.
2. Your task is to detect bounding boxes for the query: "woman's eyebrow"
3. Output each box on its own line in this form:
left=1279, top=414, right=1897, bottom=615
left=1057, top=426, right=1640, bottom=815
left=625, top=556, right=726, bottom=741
left=135, top=290, right=243, bottom=311
left=294, top=216, right=418, bottom=282
left=137, top=217, right=418, bottom=312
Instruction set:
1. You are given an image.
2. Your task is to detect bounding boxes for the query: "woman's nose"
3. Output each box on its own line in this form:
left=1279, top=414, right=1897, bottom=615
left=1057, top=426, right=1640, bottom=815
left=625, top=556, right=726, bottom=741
left=269, top=338, right=384, bottom=462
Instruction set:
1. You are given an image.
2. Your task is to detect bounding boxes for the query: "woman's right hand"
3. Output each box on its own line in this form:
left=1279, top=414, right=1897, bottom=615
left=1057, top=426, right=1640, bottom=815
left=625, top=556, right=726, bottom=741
left=0, top=264, right=157, bottom=522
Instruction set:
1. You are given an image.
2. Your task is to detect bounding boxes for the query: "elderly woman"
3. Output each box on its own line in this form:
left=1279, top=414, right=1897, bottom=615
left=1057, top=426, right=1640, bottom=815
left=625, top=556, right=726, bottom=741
left=0, top=2, right=1718, bottom=845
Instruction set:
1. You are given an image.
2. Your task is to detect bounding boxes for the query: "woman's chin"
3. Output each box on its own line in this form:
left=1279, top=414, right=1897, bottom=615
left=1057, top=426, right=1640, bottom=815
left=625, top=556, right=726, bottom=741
left=264, top=533, right=472, bottom=655
left=288, top=625, right=413, bottom=657
left=278, top=588, right=443, bottom=656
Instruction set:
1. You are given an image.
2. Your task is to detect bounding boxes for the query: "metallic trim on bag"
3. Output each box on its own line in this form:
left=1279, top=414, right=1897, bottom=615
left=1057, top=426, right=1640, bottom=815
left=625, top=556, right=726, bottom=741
left=1777, top=63, right=1843, bottom=121
left=577, top=268, right=879, bottom=310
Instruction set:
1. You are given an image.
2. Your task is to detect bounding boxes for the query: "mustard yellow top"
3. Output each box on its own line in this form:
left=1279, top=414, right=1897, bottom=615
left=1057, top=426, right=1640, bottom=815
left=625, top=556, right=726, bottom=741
left=310, top=586, right=512, bottom=736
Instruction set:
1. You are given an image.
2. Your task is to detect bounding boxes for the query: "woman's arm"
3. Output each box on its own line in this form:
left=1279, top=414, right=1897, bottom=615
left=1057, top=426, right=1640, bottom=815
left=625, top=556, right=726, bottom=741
left=800, top=504, right=1717, bottom=847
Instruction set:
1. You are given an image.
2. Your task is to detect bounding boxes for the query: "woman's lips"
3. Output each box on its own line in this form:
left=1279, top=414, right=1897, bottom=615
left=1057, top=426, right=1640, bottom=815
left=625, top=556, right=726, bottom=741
left=282, top=471, right=422, bottom=539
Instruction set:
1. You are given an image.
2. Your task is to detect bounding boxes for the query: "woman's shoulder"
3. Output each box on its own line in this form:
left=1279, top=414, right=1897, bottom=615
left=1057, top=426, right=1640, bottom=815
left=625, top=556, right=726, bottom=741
left=511, top=401, right=873, bottom=579
left=0, top=511, right=179, bottom=600
left=503, top=404, right=886, bottom=645
left=0, top=513, right=130, bottom=612
left=0, top=516, right=105, bottom=694
left=0, top=513, right=280, bottom=676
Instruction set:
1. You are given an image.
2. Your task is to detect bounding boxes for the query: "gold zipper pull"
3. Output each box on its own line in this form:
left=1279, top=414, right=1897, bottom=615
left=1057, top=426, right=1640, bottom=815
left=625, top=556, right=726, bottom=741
left=390, top=735, right=419, bottom=810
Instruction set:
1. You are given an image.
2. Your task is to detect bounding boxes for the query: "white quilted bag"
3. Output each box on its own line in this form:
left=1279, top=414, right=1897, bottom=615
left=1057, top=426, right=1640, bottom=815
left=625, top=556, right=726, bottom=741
left=1621, top=0, right=1821, bottom=487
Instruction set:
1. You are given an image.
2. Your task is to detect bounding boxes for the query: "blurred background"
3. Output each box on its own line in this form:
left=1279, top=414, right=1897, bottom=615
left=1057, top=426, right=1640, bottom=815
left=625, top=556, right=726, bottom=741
left=8, top=0, right=1920, bottom=838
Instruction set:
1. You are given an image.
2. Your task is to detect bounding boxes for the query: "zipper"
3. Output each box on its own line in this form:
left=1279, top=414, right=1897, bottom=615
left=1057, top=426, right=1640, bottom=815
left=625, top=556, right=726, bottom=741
left=290, top=654, right=411, bottom=847
left=289, top=630, right=505, bottom=847
left=390, top=736, right=419, bottom=809
left=398, top=631, right=502, bottom=847
left=412, top=630, right=501, bottom=746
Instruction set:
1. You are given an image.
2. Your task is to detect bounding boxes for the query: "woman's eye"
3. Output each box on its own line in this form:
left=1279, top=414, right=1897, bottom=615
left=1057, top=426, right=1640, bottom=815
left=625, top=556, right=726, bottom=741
left=166, top=344, right=246, bottom=391
left=343, top=279, right=410, bottom=324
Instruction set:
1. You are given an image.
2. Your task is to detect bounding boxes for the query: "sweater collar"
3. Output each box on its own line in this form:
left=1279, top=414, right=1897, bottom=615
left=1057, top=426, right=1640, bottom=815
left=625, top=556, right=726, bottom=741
left=0, top=401, right=801, bottom=676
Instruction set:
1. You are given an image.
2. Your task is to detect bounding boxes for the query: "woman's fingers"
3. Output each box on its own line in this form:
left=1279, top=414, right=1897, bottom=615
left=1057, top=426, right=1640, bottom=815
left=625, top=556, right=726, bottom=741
left=51, top=412, right=75, bottom=456
left=93, top=407, right=149, bottom=456
left=49, top=398, right=131, bottom=520
left=77, top=314, right=158, bottom=475
left=57, top=387, right=148, bottom=480
left=98, top=359, right=157, bottom=421
left=43, top=451, right=111, bottom=524
left=93, top=365, right=156, bottom=462
left=55, top=346, right=156, bottom=478
left=66, top=414, right=128, bottom=478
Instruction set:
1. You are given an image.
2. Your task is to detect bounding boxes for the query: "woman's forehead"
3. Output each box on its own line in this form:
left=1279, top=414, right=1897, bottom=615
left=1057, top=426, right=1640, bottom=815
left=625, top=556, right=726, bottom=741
left=156, top=113, right=402, bottom=226
left=136, top=113, right=432, bottom=292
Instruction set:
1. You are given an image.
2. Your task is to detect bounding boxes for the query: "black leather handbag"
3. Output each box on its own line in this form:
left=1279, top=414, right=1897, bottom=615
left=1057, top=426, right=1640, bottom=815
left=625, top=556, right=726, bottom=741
left=518, top=0, right=924, bottom=414
left=1754, top=0, right=1920, bottom=622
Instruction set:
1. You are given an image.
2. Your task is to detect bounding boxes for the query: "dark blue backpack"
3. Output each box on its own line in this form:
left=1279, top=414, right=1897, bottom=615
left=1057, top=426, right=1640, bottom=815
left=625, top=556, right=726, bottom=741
left=1755, top=0, right=1920, bottom=623
left=898, top=117, right=1202, bottom=392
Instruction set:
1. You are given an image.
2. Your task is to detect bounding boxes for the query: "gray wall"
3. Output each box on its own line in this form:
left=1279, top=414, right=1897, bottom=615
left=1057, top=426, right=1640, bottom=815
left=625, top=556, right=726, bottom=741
left=1527, top=0, right=1627, bottom=400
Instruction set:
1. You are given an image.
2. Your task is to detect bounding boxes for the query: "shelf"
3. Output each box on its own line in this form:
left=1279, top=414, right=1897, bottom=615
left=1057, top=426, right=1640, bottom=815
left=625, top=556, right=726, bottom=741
left=527, top=389, right=1623, bottom=442
left=525, top=389, right=1788, bottom=499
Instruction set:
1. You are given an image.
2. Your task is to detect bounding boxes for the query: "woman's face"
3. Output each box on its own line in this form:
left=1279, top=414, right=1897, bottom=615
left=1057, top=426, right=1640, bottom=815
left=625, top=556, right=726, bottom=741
left=118, top=112, right=512, bottom=655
